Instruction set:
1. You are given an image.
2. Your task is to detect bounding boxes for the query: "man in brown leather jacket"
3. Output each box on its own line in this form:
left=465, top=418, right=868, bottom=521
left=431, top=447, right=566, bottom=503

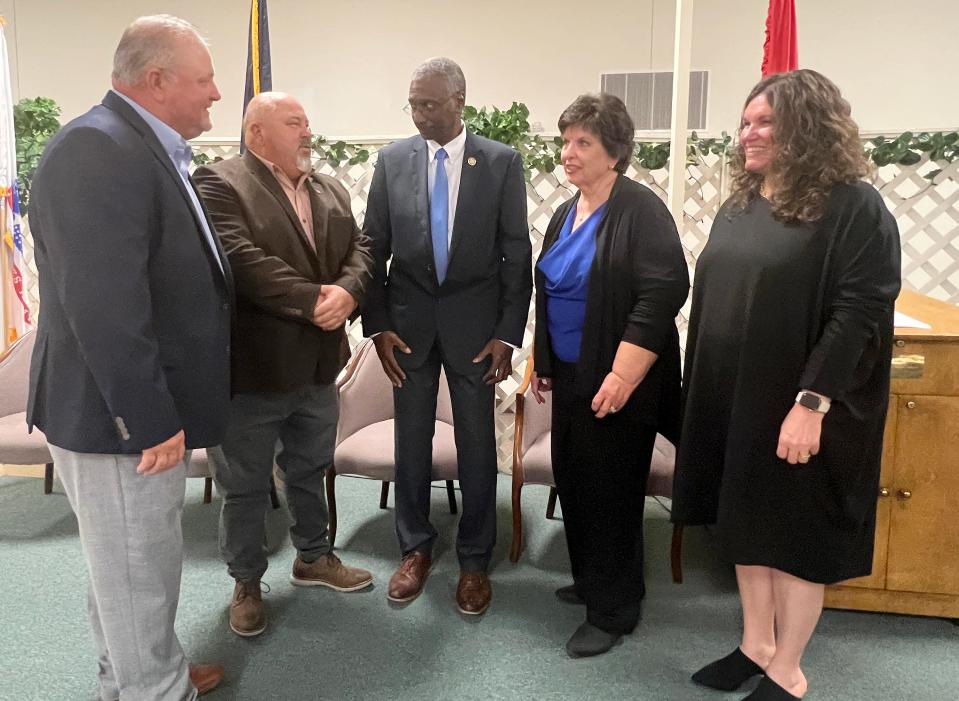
left=194, top=92, right=373, bottom=638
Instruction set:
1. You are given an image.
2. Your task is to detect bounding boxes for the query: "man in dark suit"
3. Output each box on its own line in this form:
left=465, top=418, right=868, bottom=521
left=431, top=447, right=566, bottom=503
left=194, top=92, right=374, bottom=638
left=27, top=15, right=228, bottom=700
left=362, top=57, right=532, bottom=615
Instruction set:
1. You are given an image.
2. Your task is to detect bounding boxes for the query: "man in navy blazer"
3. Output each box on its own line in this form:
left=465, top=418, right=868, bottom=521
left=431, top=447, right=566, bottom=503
left=362, top=57, right=532, bottom=615
left=27, top=15, right=229, bottom=699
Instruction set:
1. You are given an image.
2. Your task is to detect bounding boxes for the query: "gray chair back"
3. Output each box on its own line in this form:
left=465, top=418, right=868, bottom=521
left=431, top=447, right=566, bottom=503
left=0, top=331, right=35, bottom=418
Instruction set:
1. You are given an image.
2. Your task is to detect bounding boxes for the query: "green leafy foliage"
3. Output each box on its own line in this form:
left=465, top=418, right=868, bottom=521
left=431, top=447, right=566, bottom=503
left=13, top=97, right=61, bottom=214
left=867, top=131, right=959, bottom=180
left=311, top=135, right=371, bottom=168
left=191, top=152, right=215, bottom=167
left=463, top=102, right=561, bottom=178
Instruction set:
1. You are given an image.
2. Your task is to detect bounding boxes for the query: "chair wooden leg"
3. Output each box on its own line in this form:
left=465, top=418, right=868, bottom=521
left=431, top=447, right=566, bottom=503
left=327, top=470, right=338, bottom=548
left=379, top=481, right=390, bottom=509
left=44, top=463, right=54, bottom=495
left=509, top=484, right=523, bottom=563
left=446, top=480, right=457, bottom=514
left=203, top=477, right=212, bottom=504
left=546, top=487, right=557, bottom=519
left=671, top=523, right=684, bottom=584
left=269, top=479, right=280, bottom=510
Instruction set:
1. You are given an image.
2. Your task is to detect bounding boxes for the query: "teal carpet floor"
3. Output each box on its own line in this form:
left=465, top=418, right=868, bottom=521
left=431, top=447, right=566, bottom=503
left=1, top=473, right=957, bottom=700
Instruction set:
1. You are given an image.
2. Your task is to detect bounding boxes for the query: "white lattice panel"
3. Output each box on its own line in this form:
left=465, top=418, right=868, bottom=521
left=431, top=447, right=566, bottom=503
left=873, top=156, right=959, bottom=302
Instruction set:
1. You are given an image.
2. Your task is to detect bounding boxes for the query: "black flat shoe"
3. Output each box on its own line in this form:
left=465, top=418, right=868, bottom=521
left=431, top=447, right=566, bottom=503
left=742, top=676, right=802, bottom=700
left=555, top=584, right=585, bottom=605
left=565, top=622, right=622, bottom=658
left=692, top=647, right=764, bottom=691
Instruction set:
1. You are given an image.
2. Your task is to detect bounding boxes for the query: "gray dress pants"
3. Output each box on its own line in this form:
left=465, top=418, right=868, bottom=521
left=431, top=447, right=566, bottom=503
left=49, top=443, right=197, bottom=701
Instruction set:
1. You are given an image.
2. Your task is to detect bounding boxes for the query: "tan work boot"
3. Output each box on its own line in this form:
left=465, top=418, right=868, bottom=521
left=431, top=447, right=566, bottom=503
left=229, top=580, right=266, bottom=637
left=290, top=553, right=373, bottom=591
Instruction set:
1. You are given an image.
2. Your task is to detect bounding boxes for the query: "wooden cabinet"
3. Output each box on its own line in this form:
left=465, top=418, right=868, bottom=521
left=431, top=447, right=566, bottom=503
left=825, top=290, right=959, bottom=618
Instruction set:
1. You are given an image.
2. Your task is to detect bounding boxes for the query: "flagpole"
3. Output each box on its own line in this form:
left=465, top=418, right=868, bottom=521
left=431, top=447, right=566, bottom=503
left=667, top=0, right=695, bottom=229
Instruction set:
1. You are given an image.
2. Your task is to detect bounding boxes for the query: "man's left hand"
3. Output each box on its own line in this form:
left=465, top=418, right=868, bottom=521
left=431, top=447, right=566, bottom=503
left=473, top=339, right=513, bottom=385
left=313, top=285, right=357, bottom=330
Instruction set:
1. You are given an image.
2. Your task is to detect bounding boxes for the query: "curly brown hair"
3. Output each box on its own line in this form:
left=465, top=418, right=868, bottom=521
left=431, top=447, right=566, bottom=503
left=727, top=69, right=872, bottom=224
left=558, top=93, right=635, bottom=174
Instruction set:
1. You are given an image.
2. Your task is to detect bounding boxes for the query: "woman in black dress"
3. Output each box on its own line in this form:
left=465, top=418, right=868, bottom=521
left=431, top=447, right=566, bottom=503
left=531, top=94, right=688, bottom=657
left=672, top=70, right=901, bottom=700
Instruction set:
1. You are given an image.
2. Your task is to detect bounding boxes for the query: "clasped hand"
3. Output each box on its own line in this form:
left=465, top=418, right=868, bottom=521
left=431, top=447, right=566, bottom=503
left=313, top=285, right=356, bottom=330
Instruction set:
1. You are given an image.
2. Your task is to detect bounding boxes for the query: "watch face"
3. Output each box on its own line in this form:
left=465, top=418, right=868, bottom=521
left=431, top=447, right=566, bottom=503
left=798, top=393, right=821, bottom=411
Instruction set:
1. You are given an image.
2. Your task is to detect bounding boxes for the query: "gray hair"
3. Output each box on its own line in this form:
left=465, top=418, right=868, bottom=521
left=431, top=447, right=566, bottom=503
left=411, top=57, right=466, bottom=96
left=112, top=15, right=207, bottom=85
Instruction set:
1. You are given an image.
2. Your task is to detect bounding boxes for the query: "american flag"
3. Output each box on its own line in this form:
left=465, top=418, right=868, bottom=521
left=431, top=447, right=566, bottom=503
left=0, top=18, right=31, bottom=348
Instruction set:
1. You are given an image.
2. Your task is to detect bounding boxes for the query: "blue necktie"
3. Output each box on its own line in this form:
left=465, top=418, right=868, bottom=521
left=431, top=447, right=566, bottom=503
left=431, top=148, right=449, bottom=284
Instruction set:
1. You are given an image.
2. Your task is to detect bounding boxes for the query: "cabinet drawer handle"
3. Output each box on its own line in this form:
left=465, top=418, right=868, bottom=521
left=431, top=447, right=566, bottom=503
left=897, top=489, right=912, bottom=500
left=879, top=487, right=890, bottom=497
left=906, top=401, right=917, bottom=409
left=895, top=339, right=906, bottom=348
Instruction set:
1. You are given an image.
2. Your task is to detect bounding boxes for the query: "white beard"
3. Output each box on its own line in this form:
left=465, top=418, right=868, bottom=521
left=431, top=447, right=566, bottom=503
left=296, top=152, right=312, bottom=174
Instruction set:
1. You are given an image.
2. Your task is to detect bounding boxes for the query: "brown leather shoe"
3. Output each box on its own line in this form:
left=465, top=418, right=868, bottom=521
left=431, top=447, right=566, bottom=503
left=387, top=551, right=432, bottom=602
left=189, top=663, right=224, bottom=696
left=456, top=571, right=492, bottom=615
left=291, top=553, right=373, bottom=591
left=229, top=580, right=266, bottom=637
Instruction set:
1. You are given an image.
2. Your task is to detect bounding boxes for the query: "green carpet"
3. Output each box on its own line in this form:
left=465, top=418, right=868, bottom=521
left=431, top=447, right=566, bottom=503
left=1, top=474, right=956, bottom=700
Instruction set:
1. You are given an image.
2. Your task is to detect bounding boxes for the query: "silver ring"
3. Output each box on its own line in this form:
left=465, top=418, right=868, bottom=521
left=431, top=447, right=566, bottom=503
left=609, top=406, right=618, bottom=413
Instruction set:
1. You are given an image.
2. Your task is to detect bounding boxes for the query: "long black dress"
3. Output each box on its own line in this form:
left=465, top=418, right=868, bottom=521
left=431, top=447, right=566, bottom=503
left=672, top=182, right=901, bottom=584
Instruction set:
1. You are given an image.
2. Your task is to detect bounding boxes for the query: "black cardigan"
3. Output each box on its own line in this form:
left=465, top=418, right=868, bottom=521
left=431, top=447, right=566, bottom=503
left=533, top=175, right=689, bottom=442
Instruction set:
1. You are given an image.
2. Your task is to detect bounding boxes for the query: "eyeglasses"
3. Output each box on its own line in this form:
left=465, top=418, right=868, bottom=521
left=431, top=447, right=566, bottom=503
left=402, top=95, right=456, bottom=116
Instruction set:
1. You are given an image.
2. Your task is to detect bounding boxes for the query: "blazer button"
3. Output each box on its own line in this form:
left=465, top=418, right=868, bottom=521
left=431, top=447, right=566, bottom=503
left=426, top=264, right=433, bottom=272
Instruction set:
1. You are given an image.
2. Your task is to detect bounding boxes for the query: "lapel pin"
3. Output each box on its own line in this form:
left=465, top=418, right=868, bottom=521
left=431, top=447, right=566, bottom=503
left=467, top=156, right=477, bottom=167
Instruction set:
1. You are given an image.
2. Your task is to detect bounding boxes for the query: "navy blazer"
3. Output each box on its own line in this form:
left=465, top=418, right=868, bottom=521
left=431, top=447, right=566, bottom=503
left=361, top=132, right=532, bottom=374
left=26, top=91, right=233, bottom=453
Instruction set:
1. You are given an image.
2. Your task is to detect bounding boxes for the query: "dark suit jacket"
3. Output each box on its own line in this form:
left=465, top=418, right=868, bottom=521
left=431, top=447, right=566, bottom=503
left=26, top=91, right=233, bottom=453
left=361, top=132, right=532, bottom=374
left=194, top=152, right=372, bottom=394
left=534, top=175, right=689, bottom=442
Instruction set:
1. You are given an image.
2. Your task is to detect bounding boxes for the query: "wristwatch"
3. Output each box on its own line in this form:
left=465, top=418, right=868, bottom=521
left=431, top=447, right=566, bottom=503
left=795, top=391, right=831, bottom=414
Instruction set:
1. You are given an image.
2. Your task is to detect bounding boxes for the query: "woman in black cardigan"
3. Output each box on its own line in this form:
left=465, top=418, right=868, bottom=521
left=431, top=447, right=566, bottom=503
left=532, top=93, right=689, bottom=657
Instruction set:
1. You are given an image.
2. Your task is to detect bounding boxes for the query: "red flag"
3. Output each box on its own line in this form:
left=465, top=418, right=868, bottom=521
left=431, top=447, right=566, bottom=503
left=762, top=0, right=798, bottom=77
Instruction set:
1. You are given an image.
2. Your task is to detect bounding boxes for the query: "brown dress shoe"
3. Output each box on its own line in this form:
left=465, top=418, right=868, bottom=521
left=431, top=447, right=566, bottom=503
left=387, top=551, right=432, bottom=602
left=189, top=663, right=225, bottom=696
left=291, top=553, right=373, bottom=591
left=456, top=571, right=492, bottom=615
left=229, top=580, right=267, bottom=637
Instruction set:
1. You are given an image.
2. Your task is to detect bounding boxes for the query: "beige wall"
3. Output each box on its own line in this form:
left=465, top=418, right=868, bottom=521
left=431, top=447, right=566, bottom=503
left=2, top=0, right=957, bottom=140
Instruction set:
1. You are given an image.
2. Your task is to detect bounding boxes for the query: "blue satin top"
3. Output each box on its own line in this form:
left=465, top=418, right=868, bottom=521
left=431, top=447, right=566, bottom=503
left=537, top=203, right=606, bottom=363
